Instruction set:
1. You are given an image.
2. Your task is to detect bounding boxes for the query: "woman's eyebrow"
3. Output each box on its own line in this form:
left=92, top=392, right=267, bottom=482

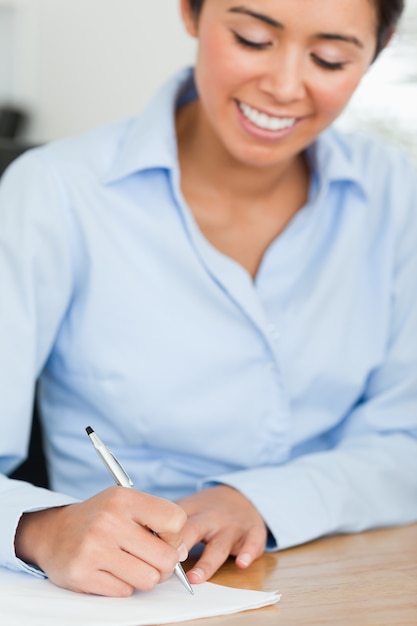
left=228, top=6, right=283, bottom=29
left=316, top=33, right=364, bottom=49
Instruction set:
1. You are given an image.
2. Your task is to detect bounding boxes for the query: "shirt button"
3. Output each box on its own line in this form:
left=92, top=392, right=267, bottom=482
left=267, top=323, right=280, bottom=341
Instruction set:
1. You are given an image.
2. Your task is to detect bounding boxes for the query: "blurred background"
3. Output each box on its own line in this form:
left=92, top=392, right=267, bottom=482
left=0, top=0, right=416, bottom=162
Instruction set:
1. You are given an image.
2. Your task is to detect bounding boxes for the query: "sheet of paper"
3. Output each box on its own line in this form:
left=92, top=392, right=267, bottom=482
left=0, top=567, right=280, bottom=626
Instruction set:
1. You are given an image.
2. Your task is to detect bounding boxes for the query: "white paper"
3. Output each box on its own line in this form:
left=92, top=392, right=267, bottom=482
left=0, top=567, right=280, bottom=626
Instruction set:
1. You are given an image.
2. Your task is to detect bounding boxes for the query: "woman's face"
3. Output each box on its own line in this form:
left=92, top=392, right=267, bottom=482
left=181, top=0, right=378, bottom=169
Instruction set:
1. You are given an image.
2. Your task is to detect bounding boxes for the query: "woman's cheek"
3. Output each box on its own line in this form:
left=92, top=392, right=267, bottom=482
left=316, top=74, right=364, bottom=118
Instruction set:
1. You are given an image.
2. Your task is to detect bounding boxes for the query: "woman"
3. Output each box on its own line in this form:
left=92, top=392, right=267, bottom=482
left=0, top=0, right=416, bottom=597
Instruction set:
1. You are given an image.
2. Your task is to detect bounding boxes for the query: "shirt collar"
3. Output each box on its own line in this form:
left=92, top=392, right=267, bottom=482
left=104, top=66, right=368, bottom=199
left=103, top=67, right=195, bottom=184
left=307, top=127, right=369, bottom=198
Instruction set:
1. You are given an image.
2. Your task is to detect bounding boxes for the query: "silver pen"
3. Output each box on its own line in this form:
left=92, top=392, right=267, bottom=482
left=85, top=426, right=193, bottom=595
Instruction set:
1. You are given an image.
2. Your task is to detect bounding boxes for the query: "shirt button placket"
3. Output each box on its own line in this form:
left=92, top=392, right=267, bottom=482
left=267, top=322, right=281, bottom=342
left=264, top=323, right=281, bottom=375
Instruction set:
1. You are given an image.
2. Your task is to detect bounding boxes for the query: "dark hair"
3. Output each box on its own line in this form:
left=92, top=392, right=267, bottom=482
left=188, top=0, right=405, bottom=58
left=374, top=0, right=404, bottom=57
left=189, top=0, right=204, bottom=18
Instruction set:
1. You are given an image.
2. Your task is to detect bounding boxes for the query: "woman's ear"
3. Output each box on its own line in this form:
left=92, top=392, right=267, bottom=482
left=179, top=0, right=199, bottom=38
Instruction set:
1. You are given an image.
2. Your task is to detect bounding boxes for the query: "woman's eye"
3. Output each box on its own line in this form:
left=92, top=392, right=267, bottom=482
left=311, top=54, right=346, bottom=71
left=232, top=31, right=271, bottom=50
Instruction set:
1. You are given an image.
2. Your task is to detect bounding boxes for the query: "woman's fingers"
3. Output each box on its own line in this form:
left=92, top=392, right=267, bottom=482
left=187, top=528, right=239, bottom=582
left=235, top=523, right=268, bottom=568
left=177, top=485, right=268, bottom=583
left=71, top=569, right=136, bottom=598
left=187, top=523, right=267, bottom=582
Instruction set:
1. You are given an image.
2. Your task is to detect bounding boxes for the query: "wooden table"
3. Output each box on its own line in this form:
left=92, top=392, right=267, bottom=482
left=176, top=524, right=417, bottom=626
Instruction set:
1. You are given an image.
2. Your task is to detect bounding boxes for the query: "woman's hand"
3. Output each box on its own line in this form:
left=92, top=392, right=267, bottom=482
left=14, top=486, right=188, bottom=596
left=177, top=485, right=267, bottom=583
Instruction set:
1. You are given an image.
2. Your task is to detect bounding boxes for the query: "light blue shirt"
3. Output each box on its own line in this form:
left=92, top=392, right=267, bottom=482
left=1, top=68, right=417, bottom=575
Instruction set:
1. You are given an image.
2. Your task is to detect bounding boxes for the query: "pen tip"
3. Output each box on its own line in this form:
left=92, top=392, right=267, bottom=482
left=85, top=426, right=94, bottom=435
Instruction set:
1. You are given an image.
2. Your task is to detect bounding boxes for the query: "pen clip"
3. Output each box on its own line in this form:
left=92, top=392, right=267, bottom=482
left=106, top=446, right=134, bottom=487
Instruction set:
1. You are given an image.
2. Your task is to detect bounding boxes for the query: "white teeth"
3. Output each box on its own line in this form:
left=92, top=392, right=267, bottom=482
left=239, top=102, right=296, bottom=131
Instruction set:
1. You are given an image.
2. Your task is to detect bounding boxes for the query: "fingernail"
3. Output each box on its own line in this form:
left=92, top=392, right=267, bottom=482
left=177, top=543, right=188, bottom=562
left=237, top=553, right=252, bottom=567
left=189, top=567, right=204, bottom=580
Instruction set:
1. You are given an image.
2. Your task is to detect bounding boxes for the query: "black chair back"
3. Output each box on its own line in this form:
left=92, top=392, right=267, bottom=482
left=0, top=139, right=34, bottom=175
left=0, top=107, right=27, bottom=140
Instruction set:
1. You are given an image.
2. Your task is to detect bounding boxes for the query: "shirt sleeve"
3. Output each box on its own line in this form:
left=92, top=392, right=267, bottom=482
left=0, top=150, right=79, bottom=572
left=202, top=153, right=417, bottom=550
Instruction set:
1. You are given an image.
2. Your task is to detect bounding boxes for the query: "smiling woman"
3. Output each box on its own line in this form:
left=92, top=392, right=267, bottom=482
left=0, top=0, right=416, bottom=600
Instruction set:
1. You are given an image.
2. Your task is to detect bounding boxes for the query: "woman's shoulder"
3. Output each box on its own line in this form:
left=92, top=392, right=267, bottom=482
left=326, top=126, right=417, bottom=244
left=0, top=116, right=135, bottom=193
left=324, top=125, right=416, bottom=183
left=39, top=117, right=135, bottom=179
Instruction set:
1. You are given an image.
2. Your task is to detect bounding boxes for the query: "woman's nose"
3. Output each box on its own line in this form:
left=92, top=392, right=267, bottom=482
left=258, top=47, right=306, bottom=104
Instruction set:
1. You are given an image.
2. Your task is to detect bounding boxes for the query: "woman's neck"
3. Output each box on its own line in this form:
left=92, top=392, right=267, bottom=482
left=176, top=99, right=309, bottom=207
